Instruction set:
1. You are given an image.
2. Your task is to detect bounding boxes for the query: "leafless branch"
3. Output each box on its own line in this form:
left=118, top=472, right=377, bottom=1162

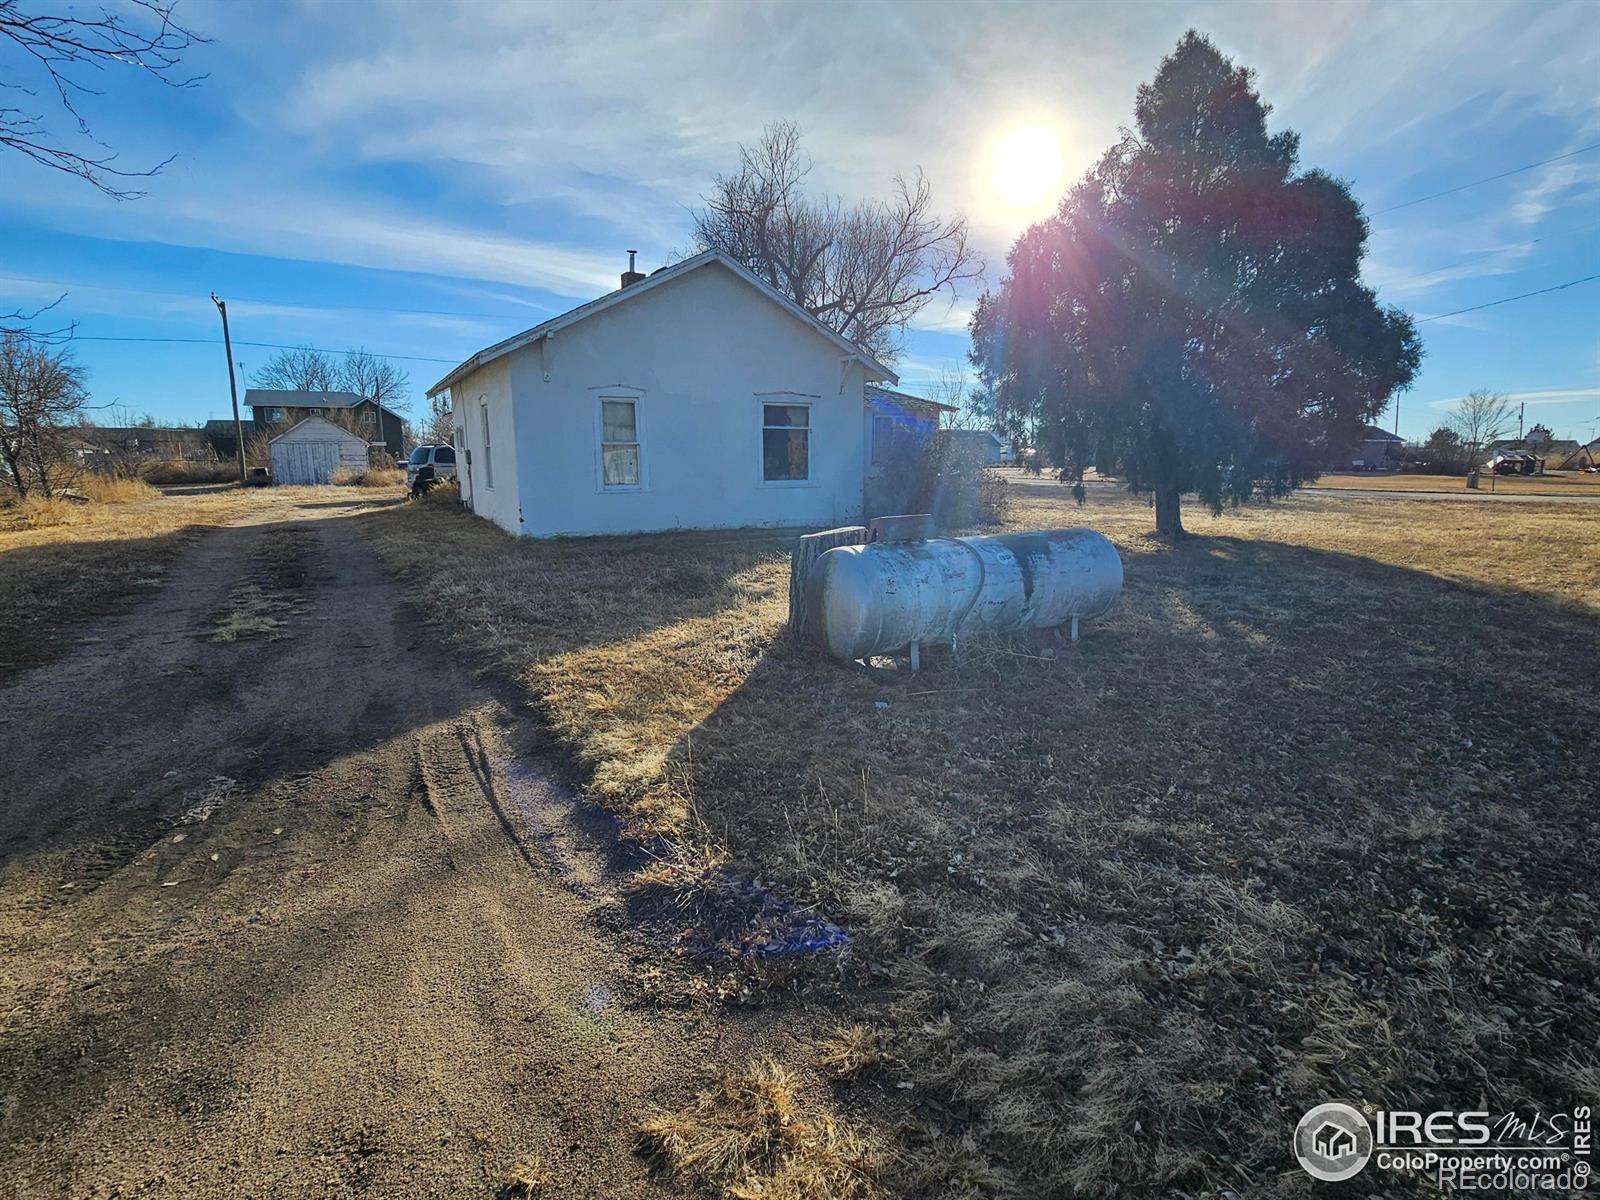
left=0, top=0, right=207, bottom=197
left=693, top=122, right=983, bottom=362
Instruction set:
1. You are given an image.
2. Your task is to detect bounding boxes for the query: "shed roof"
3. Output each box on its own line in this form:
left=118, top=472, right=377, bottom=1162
left=866, top=385, right=959, bottom=414
left=427, top=250, right=897, bottom=397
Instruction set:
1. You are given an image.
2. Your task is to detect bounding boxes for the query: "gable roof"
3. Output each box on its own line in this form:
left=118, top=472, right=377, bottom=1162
left=427, top=250, right=898, bottom=397
left=1361, top=424, right=1404, bottom=442
left=245, top=389, right=404, bottom=420
left=866, top=384, right=959, bottom=415
left=266, top=414, right=376, bottom=445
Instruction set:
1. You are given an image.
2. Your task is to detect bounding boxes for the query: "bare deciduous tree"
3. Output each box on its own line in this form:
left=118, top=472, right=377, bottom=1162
left=422, top=393, right=453, bottom=445
left=251, top=346, right=410, bottom=412
left=338, top=349, right=410, bottom=410
left=251, top=346, right=337, bottom=393
left=0, top=0, right=206, bottom=198
left=1447, top=389, right=1514, bottom=463
left=0, top=331, right=88, bottom=497
left=693, top=121, right=981, bottom=361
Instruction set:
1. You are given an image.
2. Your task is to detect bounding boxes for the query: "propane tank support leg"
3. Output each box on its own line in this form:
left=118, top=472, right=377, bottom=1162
left=909, top=639, right=922, bottom=671
left=1069, top=615, right=1080, bottom=642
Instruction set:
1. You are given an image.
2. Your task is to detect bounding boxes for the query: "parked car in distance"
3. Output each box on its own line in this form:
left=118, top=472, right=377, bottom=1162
left=406, top=444, right=457, bottom=489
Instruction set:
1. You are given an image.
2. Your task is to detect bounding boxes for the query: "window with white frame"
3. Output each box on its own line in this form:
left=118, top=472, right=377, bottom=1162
left=599, top=397, right=640, bottom=487
left=480, top=402, right=494, bottom=488
left=762, top=402, right=810, bottom=481
left=361, top=408, right=376, bottom=427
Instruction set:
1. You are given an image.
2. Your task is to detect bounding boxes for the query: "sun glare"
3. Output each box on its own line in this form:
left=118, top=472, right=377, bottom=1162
left=990, top=126, right=1064, bottom=209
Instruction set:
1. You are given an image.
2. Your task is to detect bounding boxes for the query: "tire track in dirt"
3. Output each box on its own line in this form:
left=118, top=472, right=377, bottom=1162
left=0, top=497, right=813, bottom=1198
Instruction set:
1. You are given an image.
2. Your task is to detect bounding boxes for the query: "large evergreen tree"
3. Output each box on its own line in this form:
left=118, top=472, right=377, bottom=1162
left=970, top=32, right=1421, bottom=535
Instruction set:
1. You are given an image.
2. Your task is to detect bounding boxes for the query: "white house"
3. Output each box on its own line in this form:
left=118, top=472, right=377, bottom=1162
left=268, top=415, right=371, bottom=484
left=427, top=251, right=897, bottom=538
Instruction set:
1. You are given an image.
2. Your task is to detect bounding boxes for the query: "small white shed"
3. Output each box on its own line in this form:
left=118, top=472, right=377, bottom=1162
left=268, top=415, right=371, bottom=485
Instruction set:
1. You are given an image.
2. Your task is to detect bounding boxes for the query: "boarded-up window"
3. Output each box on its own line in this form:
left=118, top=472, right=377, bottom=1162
left=600, top=398, right=639, bottom=487
left=763, top=403, right=810, bottom=481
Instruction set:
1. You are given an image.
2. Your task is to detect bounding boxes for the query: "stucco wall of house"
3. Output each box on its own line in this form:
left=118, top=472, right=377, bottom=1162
left=475, top=262, right=869, bottom=538
left=450, top=356, right=520, bottom=534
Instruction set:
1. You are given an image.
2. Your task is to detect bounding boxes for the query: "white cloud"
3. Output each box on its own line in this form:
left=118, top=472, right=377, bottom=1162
left=1426, top=387, right=1600, bottom=410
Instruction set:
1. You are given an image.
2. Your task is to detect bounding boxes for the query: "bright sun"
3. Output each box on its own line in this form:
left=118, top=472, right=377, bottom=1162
left=991, top=126, right=1064, bottom=209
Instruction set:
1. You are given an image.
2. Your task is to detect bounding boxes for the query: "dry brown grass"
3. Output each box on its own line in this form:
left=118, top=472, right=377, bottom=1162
left=366, top=490, right=1600, bottom=1197
left=332, top=465, right=406, bottom=488
left=139, top=459, right=240, bottom=486
left=0, top=487, right=325, bottom=681
left=1317, top=469, right=1600, bottom=494
left=80, top=475, right=161, bottom=504
left=816, top=1025, right=893, bottom=1082
left=502, top=1154, right=552, bottom=1196
left=638, top=1056, right=887, bottom=1199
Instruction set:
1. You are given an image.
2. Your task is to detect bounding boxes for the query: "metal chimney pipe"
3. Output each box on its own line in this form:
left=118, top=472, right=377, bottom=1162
left=620, top=249, right=645, bottom=289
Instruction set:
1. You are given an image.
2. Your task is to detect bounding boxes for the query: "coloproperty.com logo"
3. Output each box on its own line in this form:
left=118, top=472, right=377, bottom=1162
left=1293, top=1102, right=1594, bottom=1191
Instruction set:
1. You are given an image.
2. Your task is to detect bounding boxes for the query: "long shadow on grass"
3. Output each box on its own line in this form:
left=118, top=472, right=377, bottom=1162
left=650, top=531, right=1600, bottom=1195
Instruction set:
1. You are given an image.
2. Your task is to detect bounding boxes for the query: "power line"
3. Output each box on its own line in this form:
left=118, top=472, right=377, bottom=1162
left=1415, top=273, right=1600, bottom=323
left=68, top=334, right=460, bottom=365
left=1372, top=141, right=1600, bottom=215
left=0, top=272, right=535, bottom=323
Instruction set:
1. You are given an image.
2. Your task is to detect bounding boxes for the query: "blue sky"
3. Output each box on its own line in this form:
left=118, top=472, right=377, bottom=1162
left=3, top=0, right=1597, bottom=442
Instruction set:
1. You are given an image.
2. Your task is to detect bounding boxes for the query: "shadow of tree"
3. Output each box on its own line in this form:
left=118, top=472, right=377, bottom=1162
left=643, top=530, right=1600, bottom=1195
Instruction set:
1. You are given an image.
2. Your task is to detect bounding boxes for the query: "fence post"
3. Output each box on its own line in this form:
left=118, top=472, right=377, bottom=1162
left=788, top=525, right=867, bottom=644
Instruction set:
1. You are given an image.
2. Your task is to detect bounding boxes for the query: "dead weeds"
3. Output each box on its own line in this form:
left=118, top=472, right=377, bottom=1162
left=638, top=1056, right=888, bottom=1200
left=367, top=489, right=1600, bottom=1197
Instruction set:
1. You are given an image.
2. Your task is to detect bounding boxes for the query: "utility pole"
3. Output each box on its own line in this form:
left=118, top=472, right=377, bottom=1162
left=210, top=293, right=247, bottom=484
left=1518, top=401, right=1525, bottom=441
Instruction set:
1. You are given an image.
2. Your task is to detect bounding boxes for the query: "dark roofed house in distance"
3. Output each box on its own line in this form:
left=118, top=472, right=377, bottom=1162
left=245, top=390, right=404, bottom=458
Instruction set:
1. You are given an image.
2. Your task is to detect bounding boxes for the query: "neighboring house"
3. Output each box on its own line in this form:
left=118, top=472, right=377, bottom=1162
left=1490, top=436, right=1578, bottom=462
left=75, top=425, right=206, bottom=462
left=203, top=418, right=256, bottom=461
left=268, top=416, right=372, bottom=485
left=427, top=250, right=897, bottom=538
left=1558, top=438, right=1600, bottom=470
left=1331, top=424, right=1405, bottom=470
left=946, top=428, right=1009, bottom=464
left=246, top=389, right=404, bottom=458
left=865, top=385, right=957, bottom=516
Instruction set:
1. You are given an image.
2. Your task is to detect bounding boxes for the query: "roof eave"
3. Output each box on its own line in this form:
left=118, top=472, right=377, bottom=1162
left=427, top=249, right=898, bottom=395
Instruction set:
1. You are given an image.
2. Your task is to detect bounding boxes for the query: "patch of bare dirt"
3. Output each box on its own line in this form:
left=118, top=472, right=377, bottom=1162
left=0, top=501, right=817, bottom=1198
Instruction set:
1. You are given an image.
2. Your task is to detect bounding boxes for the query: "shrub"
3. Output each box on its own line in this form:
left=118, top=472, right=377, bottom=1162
left=331, top=466, right=405, bottom=488
left=79, top=475, right=159, bottom=504
left=140, top=459, right=238, bottom=485
left=868, top=430, right=1010, bottom=530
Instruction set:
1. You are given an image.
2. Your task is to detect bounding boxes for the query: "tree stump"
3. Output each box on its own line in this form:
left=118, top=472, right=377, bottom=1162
left=788, top=525, right=867, bottom=644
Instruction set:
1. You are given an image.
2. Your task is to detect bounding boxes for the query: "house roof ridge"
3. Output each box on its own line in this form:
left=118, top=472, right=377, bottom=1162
left=426, top=250, right=897, bottom=397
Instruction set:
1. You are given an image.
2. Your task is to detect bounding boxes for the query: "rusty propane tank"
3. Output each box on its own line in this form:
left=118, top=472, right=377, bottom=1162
left=805, top=528, right=1122, bottom=663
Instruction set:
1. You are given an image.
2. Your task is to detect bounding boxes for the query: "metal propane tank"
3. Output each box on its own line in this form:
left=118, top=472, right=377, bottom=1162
left=805, top=528, right=1123, bottom=664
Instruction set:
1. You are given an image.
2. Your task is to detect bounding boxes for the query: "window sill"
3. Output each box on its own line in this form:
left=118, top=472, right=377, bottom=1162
left=760, top=478, right=818, bottom=489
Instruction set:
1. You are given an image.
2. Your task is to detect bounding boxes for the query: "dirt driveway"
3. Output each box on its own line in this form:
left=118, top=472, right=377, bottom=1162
left=0, top=498, right=794, bottom=1198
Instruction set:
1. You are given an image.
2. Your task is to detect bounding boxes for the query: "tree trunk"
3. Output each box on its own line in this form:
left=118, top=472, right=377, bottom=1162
left=1154, top=486, right=1184, bottom=538
left=788, top=525, right=868, bottom=645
